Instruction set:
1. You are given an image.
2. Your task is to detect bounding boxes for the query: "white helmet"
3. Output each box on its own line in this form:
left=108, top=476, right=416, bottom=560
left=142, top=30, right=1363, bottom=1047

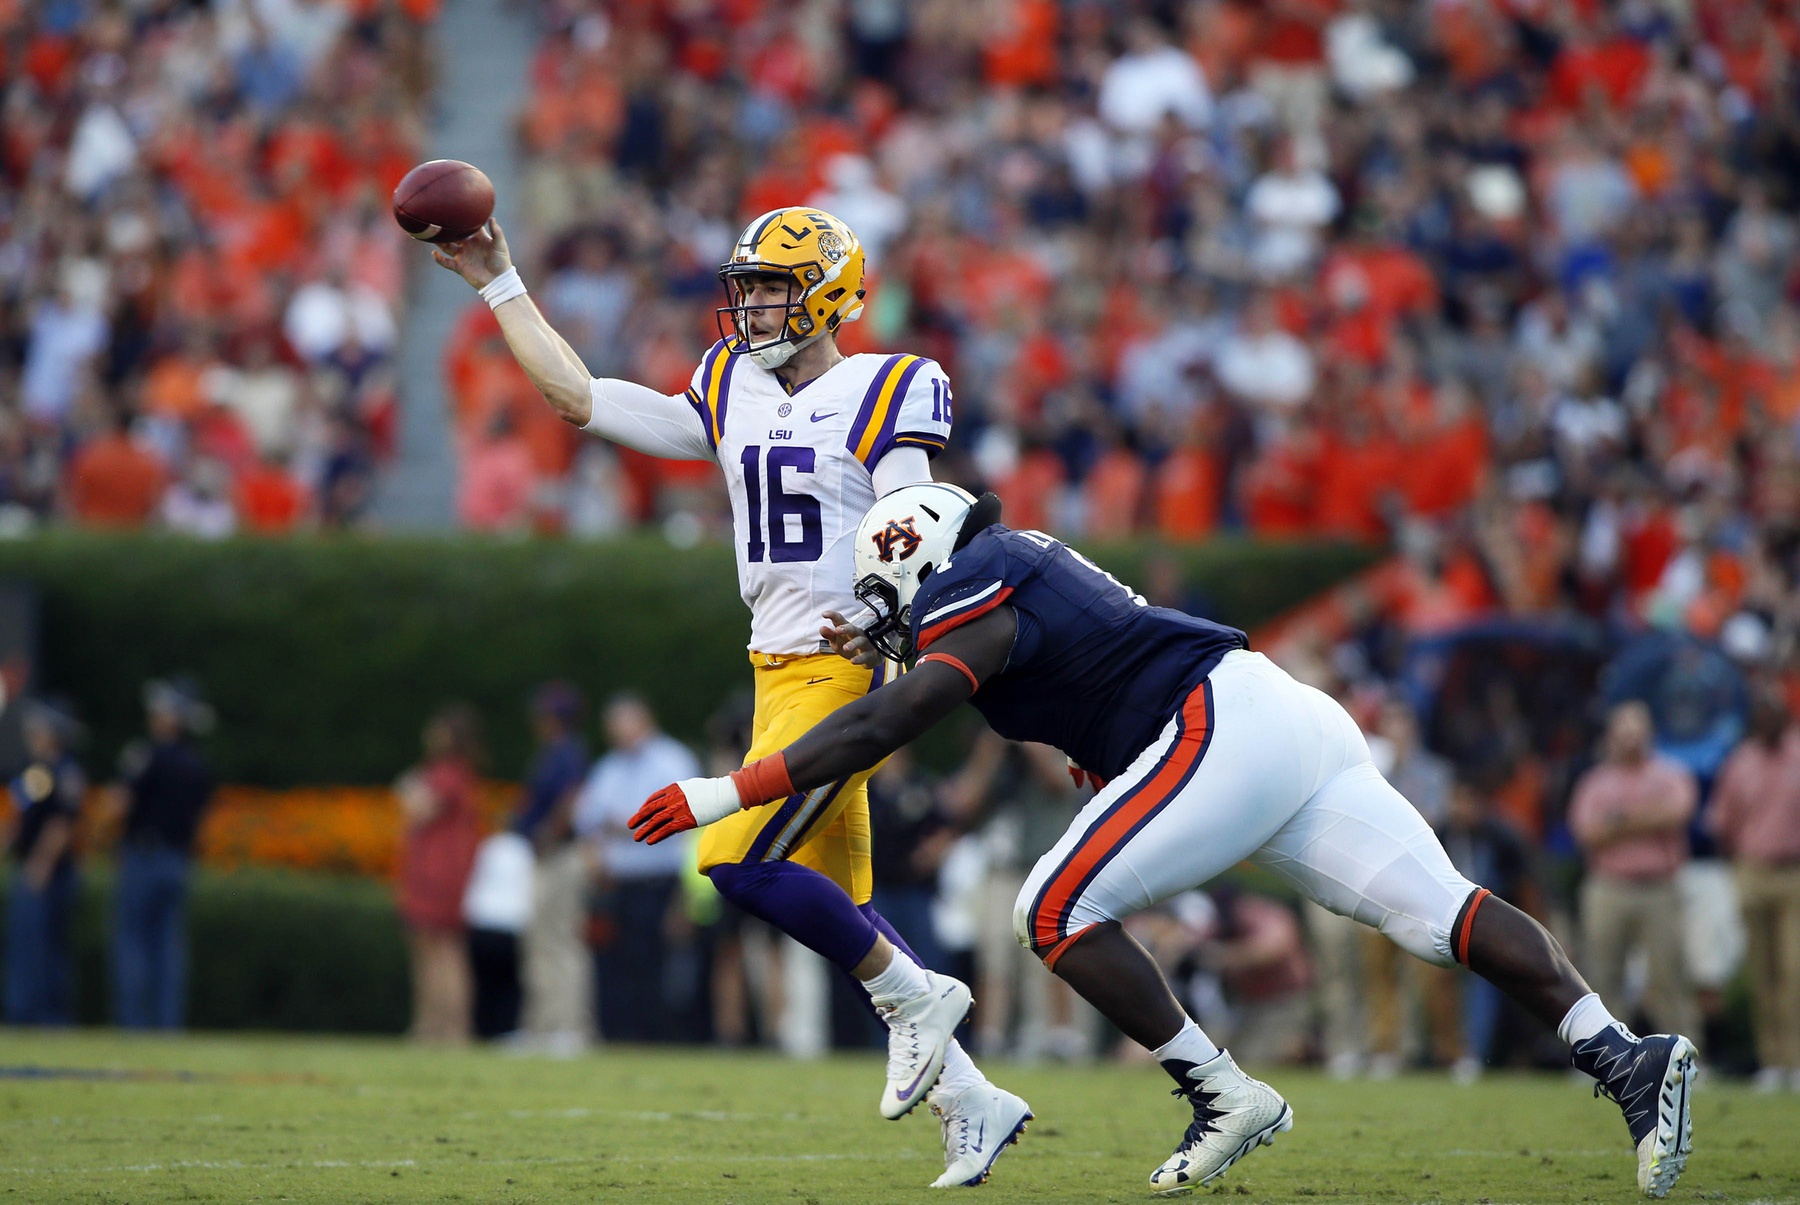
left=853, top=483, right=1000, bottom=659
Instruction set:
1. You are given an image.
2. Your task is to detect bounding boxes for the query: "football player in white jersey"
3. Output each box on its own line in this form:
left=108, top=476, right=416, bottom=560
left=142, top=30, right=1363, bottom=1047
left=431, top=207, right=1030, bottom=1186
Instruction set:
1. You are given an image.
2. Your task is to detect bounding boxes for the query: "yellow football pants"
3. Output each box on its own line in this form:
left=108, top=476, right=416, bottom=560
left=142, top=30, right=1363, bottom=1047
left=695, top=651, right=884, bottom=905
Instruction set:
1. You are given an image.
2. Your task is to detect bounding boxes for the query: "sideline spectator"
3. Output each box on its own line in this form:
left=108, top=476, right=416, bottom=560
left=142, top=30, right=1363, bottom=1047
left=940, top=732, right=1089, bottom=1060
left=1426, top=777, right=1536, bottom=1081
left=1708, top=688, right=1800, bottom=1091
left=574, top=694, right=699, bottom=1042
left=1200, top=886, right=1313, bottom=1067
left=395, top=703, right=483, bottom=1046
left=3, top=699, right=86, bottom=1026
left=1570, top=701, right=1699, bottom=1041
left=512, top=682, right=592, bottom=1054
left=114, top=678, right=215, bottom=1030
left=866, top=747, right=952, bottom=984
left=1354, top=699, right=1457, bottom=1075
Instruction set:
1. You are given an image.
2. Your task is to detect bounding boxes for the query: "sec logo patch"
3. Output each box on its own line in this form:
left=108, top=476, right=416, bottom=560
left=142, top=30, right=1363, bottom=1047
left=778, top=402, right=792, bottom=418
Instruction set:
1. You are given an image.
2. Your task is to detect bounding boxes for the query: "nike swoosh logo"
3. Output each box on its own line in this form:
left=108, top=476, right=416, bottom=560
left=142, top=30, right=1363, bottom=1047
left=806, top=677, right=831, bottom=685
left=810, top=410, right=838, bottom=422
left=975, top=1119, right=987, bottom=1150
left=895, top=1062, right=933, bottom=1102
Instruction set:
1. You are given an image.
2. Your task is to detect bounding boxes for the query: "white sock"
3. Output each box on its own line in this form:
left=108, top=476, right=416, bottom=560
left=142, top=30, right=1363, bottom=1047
left=1152, top=1018, right=1220, bottom=1067
left=929, top=1040, right=983, bottom=1100
left=863, top=948, right=929, bottom=1005
left=1558, top=992, right=1623, bottom=1045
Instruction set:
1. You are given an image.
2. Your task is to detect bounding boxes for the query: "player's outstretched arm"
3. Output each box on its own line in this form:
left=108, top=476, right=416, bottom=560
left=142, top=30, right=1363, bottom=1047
left=433, top=220, right=594, bottom=426
left=433, top=222, right=712, bottom=459
left=629, top=608, right=1018, bottom=844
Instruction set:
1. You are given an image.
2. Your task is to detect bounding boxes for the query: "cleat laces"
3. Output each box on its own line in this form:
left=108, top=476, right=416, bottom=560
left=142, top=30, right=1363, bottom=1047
left=934, top=1100, right=974, bottom=1158
left=1172, top=1083, right=1226, bottom=1146
left=880, top=1004, right=922, bottom=1074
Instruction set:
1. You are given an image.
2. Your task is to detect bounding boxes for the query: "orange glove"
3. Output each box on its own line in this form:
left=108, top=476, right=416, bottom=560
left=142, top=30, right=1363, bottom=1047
left=629, top=753, right=796, bottom=844
left=630, top=781, right=708, bottom=845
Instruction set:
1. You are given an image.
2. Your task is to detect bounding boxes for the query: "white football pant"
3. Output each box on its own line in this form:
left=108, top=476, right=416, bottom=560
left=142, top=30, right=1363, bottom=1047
left=1016, top=650, right=1479, bottom=969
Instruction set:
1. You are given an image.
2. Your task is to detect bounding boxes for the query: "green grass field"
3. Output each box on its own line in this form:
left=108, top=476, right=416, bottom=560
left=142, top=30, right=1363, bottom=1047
left=2, top=1031, right=1796, bottom=1204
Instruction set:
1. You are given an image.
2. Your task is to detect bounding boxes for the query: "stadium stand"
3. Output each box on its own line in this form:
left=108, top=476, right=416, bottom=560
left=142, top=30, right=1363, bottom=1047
left=478, top=0, right=1800, bottom=670
left=2, top=0, right=437, bottom=532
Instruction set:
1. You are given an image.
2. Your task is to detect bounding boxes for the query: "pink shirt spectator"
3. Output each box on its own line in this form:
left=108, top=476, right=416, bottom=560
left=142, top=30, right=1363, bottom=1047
left=1569, top=755, right=1696, bottom=881
left=1707, top=731, right=1800, bottom=868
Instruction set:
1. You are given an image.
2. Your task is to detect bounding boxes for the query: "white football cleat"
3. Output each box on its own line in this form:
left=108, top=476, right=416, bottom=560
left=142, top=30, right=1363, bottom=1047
left=877, top=970, right=973, bottom=1120
left=928, top=1082, right=1032, bottom=1188
left=1149, top=1049, right=1293, bottom=1195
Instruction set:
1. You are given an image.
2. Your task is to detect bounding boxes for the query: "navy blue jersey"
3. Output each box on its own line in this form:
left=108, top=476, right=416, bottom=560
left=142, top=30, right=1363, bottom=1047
left=910, top=527, right=1248, bottom=781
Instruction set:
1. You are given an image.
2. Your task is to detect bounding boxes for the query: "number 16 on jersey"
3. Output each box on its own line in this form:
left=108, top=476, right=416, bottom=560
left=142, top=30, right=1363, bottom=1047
left=740, top=445, right=823, bottom=563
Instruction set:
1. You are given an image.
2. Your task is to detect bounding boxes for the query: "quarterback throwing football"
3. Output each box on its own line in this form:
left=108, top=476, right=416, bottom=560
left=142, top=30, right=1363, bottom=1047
left=631, top=484, right=1699, bottom=1200
left=433, top=213, right=1028, bottom=1187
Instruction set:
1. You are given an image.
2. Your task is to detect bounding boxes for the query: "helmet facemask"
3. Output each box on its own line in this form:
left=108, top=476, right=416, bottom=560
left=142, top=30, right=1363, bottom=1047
left=854, top=571, right=914, bottom=661
left=717, top=265, right=827, bottom=370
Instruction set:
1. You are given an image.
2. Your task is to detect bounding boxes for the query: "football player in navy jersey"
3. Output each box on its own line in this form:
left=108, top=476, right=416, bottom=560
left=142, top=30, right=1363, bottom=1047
left=632, top=484, right=1699, bottom=1199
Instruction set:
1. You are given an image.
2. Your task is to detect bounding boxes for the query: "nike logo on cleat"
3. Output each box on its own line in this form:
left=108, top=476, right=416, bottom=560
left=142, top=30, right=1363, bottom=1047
left=810, top=411, right=838, bottom=422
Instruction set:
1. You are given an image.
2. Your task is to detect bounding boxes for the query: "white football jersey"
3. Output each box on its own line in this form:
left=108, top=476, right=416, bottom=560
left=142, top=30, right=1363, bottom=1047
left=684, top=342, right=954, bottom=655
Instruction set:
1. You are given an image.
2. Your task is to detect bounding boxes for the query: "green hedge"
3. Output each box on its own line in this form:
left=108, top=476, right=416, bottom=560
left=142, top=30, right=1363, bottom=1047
left=3, top=866, right=408, bottom=1032
left=0, top=534, right=1376, bottom=786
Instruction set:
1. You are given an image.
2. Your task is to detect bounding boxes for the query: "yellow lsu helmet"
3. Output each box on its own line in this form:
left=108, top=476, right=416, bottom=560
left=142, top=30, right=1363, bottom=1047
left=717, top=207, right=866, bottom=370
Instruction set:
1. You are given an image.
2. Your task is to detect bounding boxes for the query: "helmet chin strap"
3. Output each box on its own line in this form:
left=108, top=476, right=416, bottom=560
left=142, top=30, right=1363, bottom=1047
left=746, top=326, right=827, bottom=370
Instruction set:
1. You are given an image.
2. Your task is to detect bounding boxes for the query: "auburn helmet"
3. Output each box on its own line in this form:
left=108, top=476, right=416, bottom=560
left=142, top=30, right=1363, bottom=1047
left=718, top=207, right=866, bottom=369
left=853, top=483, right=1002, bottom=660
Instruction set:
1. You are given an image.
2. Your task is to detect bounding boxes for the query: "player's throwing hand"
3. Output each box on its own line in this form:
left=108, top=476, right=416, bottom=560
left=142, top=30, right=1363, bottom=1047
left=821, top=610, right=882, bottom=668
left=431, top=218, right=513, bottom=291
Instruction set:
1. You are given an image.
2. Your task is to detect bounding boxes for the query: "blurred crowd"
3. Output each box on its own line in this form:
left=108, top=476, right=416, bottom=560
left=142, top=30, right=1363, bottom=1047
left=0, top=0, right=434, bottom=533
left=479, top=0, right=1800, bottom=673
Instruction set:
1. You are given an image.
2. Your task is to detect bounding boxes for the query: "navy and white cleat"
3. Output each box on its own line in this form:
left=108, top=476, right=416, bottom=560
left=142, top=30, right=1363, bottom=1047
left=877, top=970, right=973, bottom=1120
left=928, top=1082, right=1032, bottom=1187
left=1149, top=1049, right=1293, bottom=1195
left=1570, top=1023, right=1697, bottom=1198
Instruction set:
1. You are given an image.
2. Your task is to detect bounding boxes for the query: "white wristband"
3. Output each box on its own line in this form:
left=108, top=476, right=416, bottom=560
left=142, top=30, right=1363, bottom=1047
left=480, top=265, right=527, bottom=310
left=679, top=776, right=742, bottom=827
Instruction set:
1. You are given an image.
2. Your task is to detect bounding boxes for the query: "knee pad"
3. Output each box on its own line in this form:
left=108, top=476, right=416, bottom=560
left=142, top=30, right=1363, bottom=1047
left=1011, top=888, right=1034, bottom=952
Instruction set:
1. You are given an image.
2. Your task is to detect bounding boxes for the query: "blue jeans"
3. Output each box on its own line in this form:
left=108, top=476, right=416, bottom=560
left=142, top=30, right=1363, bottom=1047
left=5, top=867, right=77, bottom=1025
left=114, top=847, right=193, bottom=1029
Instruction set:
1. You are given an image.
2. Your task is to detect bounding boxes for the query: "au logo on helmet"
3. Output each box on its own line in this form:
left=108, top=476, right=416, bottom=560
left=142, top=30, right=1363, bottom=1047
left=872, top=517, right=922, bottom=563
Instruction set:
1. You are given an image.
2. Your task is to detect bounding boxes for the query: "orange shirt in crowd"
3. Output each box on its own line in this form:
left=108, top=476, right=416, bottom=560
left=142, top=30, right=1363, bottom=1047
left=142, top=353, right=211, bottom=421
left=1402, top=417, right=1488, bottom=517
left=983, top=0, right=1060, bottom=87
left=1255, top=0, right=1335, bottom=64
left=1313, top=428, right=1403, bottom=541
left=1548, top=36, right=1649, bottom=109
left=68, top=433, right=167, bottom=527
left=996, top=448, right=1066, bottom=534
left=1154, top=445, right=1220, bottom=541
left=236, top=462, right=310, bottom=533
left=1084, top=447, right=1146, bottom=539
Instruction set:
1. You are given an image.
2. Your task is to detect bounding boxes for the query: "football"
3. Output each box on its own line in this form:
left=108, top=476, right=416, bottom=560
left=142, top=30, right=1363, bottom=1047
left=392, top=159, right=494, bottom=244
